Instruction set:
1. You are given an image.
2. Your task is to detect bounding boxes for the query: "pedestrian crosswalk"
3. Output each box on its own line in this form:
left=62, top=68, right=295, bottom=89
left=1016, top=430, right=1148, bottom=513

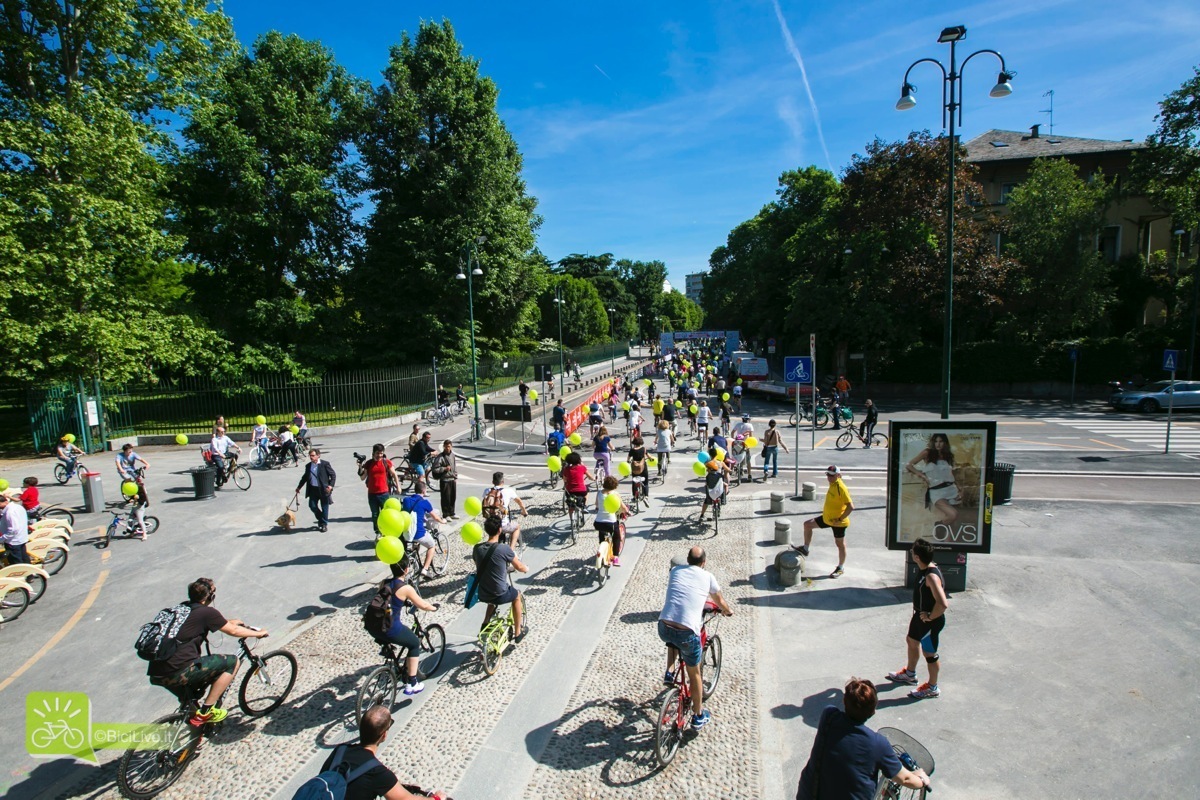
left=1041, top=416, right=1200, bottom=452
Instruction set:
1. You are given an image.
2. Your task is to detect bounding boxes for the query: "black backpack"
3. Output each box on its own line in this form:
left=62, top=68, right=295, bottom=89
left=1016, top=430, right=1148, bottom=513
left=363, top=580, right=397, bottom=638
left=135, top=603, right=193, bottom=662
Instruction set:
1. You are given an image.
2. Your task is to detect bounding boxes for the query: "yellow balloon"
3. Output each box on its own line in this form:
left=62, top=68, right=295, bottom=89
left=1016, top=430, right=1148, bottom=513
left=692, top=461, right=707, bottom=477
left=559, top=445, right=572, bottom=459
left=464, top=496, right=483, bottom=516
left=255, top=414, right=267, bottom=425
left=175, top=433, right=188, bottom=445
left=603, top=493, right=622, bottom=513
left=714, top=447, right=726, bottom=462
left=121, top=481, right=139, bottom=497
left=383, top=496, right=402, bottom=511
left=376, top=536, right=405, bottom=565
left=377, top=507, right=409, bottom=537
left=547, top=455, right=562, bottom=472
left=744, top=436, right=759, bottom=448
left=568, top=432, right=582, bottom=446
left=460, top=520, right=485, bottom=545
left=528, top=389, right=538, bottom=401
left=618, top=461, right=632, bottom=477
left=689, top=405, right=698, bottom=414
left=621, top=401, right=631, bottom=411
left=722, top=392, right=730, bottom=402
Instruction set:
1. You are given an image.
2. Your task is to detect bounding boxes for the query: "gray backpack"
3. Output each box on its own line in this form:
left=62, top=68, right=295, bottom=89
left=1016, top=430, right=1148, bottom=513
left=134, top=603, right=192, bottom=662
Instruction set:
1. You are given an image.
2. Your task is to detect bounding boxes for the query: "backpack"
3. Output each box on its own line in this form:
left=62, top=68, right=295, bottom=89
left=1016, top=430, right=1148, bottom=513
left=292, top=745, right=380, bottom=800
left=481, top=487, right=505, bottom=518
left=363, top=580, right=396, bottom=638
left=135, top=603, right=193, bottom=662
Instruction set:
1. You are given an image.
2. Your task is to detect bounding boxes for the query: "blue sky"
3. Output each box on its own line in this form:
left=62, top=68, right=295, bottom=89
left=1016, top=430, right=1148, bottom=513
left=222, top=0, right=1200, bottom=290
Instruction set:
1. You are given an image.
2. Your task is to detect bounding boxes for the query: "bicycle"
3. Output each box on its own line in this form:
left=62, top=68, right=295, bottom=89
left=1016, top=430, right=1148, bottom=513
left=101, top=507, right=161, bottom=548
left=116, top=629, right=296, bottom=799
left=789, top=400, right=829, bottom=429
left=630, top=474, right=650, bottom=514
left=593, top=519, right=623, bottom=586
left=479, top=593, right=531, bottom=676
left=654, top=452, right=670, bottom=483
left=53, top=459, right=88, bottom=485
left=654, top=602, right=723, bottom=766
left=355, top=604, right=447, bottom=724
left=836, top=426, right=890, bottom=451
left=0, top=563, right=49, bottom=605
left=0, top=538, right=68, bottom=576
left=213, top=453, right=251, bottom=491
left=547, top=467, right=560, bottom=490
left=29, top=502, right=75, bottom=527
left=424, top=404, right=453, bottom=425
left=0, top=577, right=32, bottom=623
left=564, top=492, right=587, bottom=546
left=405, top=523, right=451, bottom=594
left=872, top=727, right=935, bottom=799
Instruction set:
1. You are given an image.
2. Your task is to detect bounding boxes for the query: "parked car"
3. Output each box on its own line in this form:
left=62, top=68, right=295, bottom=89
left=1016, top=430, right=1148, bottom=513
left=1110, top=380, right=1200, bottom=413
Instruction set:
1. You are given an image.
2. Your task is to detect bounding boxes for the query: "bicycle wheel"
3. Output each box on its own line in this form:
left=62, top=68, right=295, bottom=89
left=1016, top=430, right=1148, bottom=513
left=654, top=687, right=686, bottom=767
left=480, top=629, right=503, bottom=676
left=871, top=432, right=890, bottom=449
left=549, top=471, right=559, bottom=490
left=142, top=516, right=161, bottom=535
left=419, top=623, right=447, bottom=679
left=356, top=664, right=399, bottom=725
left=871, top=775, right=926, bottom=800
left=429, top=532, right=450, bottom=576
left=23, top=573, right=47, bottom=604
left=713, top=500, right=721, bottom=536
left=0, top=584, right=29, bottom=623
left=116, top=712, right=202, bottom=800
left=595, top=540, right=611, bottom=585
left=815, top=409, right=829, bottom=428
left=836, top=431, right=855, bottom=451
left=237, top=649, right=297, bottom=717
left=41, top=506, right=75, bottom=526
left=702, top=634, right=723, bottom=699
left=231, top=466, right=251, bottom=491
left=37, top=546, right=68, bottom=576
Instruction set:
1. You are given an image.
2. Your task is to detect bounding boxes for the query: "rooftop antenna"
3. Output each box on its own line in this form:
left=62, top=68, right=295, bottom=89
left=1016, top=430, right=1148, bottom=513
left=1040, top=89, right=1054, bottom=135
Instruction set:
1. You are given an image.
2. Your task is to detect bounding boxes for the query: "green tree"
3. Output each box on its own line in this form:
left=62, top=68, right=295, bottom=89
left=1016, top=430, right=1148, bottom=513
left=616, top=259, right=668, bottom=340
left=537, top=275, right=607, bottom=346
left=1003, top=158, right=1112, bottom=339
left=353, top=19, right=545, bottom=364
left=557, top=253, right=614, bottom=279
left=173, top=31, right=367, bottom=371
left=658, top=290, right=703, bottom=332
left=0, top=1, right=235, bottom=383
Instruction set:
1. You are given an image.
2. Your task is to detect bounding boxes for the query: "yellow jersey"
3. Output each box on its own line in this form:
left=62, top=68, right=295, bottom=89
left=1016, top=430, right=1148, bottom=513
left=822, top=478, right=852, bottom=526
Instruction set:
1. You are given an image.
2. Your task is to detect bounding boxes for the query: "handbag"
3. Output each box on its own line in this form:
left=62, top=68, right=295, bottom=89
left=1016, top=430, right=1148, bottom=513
left=464, top=543, right=498, bottom=609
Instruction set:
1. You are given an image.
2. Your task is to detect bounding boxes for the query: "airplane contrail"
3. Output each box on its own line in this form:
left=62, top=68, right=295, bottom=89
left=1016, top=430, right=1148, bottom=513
left=771, top=0, right=834, bottom=171
left=594, top=64, right=611, bottom=80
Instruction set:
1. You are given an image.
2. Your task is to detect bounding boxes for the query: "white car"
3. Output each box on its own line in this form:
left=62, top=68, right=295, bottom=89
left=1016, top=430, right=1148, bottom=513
left=1110, top=380, right=1200, bottom=413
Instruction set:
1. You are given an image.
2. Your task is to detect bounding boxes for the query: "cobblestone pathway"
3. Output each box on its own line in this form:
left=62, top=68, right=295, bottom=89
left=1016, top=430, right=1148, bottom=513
left=524, top=490, right=762, bottom=799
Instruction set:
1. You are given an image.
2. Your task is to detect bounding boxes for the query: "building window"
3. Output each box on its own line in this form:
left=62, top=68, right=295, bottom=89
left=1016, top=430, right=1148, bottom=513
left=1000, top=183, right=1017, bottom=204
left=1098, top=225, right=1121, bottom=263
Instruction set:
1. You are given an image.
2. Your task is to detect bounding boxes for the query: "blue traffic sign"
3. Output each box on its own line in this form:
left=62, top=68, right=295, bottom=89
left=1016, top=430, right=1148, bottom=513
left=1163, top=349, right=1180, bottom=372
left=784, top=356, right=813, bottom=383
left=1068, top=347, right=1079, bottom=363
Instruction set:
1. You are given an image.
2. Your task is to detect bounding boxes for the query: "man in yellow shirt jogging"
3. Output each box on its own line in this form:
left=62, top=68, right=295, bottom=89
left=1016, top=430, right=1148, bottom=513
left=792, top=465, right=854, bottom=578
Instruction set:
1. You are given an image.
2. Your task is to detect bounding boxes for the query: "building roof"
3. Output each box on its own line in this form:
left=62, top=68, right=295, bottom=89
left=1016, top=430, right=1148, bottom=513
left=964, top=128, right=1143, bottom=163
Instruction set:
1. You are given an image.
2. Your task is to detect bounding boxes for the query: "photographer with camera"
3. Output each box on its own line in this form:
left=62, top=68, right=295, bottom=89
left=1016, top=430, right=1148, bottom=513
left=358, top=443, right=401, bottom=537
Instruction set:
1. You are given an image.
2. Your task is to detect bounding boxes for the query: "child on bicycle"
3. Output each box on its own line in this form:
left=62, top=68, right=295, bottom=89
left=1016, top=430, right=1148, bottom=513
left=654, top=420, right=674, bottom=475
left=592, top=425, right=614, bottom=480
left=628, top=435, right=649, bottom=501
left=19, top=476, right=40, bottom=514
left=698, top=450, right=731, bottom=522
left=562, top=452, right=592, bottom=524
left=55, top=436, right=83, bottom=473
left=594, top=475, right=629, bottom=566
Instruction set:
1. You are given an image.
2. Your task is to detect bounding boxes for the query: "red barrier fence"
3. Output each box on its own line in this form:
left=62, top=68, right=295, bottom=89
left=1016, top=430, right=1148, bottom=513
left=563, top=380, right=617, bottom=437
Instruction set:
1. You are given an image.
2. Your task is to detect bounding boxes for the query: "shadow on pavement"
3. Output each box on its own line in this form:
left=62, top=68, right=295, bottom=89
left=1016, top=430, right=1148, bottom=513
left=739, top=583, right=907, bottom=611
left=524, top=696, right=661, bottom=788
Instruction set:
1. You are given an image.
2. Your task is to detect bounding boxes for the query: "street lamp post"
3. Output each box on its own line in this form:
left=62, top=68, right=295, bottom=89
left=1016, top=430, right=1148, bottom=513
left=553, top=286, right=566, bottom=396
left=456, top=235, right=486, bottom=438
left=896, top=24, right=1013, bottom=419
left=607, top=307, right=617, bottom=374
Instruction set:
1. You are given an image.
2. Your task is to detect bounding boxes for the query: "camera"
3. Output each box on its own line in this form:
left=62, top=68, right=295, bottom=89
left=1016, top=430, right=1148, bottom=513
left=354, top=452, right=366, bottom=465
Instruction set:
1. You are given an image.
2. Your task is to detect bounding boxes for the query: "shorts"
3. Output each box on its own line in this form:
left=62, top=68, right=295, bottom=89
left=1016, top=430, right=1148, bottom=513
left=658, top=620, right=702, bottom=667
left=809, top=515, right=847, bottom=538
left=150, top=654, right=238, bottom=702
left=411, top=534, right=434, bottom=552
left=501, top=517, right=519, bottom=536
left=482, top=584, right=519, bottom=606
left=907, top=613, right=946, bottom=652
left=595, top=520, right=618, bottom=542
left=590, top=414, right=602, bottom=426
left=566, top=491, right=588, bottom=508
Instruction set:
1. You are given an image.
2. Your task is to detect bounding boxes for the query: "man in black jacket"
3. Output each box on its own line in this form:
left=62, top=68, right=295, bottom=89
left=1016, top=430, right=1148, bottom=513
left=294, top=449, right=336, bottom=532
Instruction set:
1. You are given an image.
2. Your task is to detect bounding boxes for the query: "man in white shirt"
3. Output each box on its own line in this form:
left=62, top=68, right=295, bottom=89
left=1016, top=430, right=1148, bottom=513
left=0, top=493, right=31, bottom=563
left=629, top=405, right=644, bottom=439
left=210, top=427, right=241, bottom=484
left=483, top=472, right=528, bottom=550
left=731, top=414, right=754, bottom=441
left=658, top=546, right=732, bottom=731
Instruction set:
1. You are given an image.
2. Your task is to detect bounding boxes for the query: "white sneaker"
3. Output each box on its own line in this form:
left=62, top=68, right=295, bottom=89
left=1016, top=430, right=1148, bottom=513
left=403, top=681, right=425, bottom=695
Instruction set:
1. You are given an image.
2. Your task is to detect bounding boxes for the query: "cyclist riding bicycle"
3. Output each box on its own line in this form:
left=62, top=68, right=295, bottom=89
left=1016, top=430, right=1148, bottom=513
left=594, top=475, right=629, bottom=566
left=628, top=436, right=650, bottom=500
left=250, top=419, right=272, bottom=458
left=55, top=435, right=83, bottom=473
left=696, top=402, right=711, bottom=444
left=698, top=451, right=732, bottom=522
left=474, top=516, right=529, bottom=639
left=592, top=426, right=614, bottom=480
left=662, top=397, right=677, bottom=434
left=731, top=414, right=754, bottom=441
left=436, top=385, right=450, bottom=413
left=291, top=410, right=308, bottom=440
left=209, top=428, right=241, bottom=485
left=546, top=428, right=566, bottom=458
left=272, top=425, right=298, bottom=464
left=146, top=577, right=269, bottom=727
left=370, top=560, right=439, bottom=696
left=456, top=384, right=467, bottom=412
left=481, top=472, right=528, bottom=551
left=588, top=400, right=602, bottom=435
left=400, top=490, right=447, bottom=579
left=562, top=452, right=592, bottom=523
left=654, top=420, right=675, bottom=473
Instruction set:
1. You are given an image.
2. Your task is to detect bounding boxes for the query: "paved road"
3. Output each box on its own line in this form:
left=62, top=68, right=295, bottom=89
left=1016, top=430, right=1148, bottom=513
left=1, top=369, right=1196, bottom=798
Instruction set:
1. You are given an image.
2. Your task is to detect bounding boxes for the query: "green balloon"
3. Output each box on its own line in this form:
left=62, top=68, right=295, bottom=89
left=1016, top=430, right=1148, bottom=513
left=175, top=433, right=188, bottom=445
left=464, top=496, right=483, bottom=516
left=378, top=507, right=409, bottom=537
left=383, top=496, right=402, bottom=512
left=460, top=521, right=485, bottom=545
left=603, top=493, right=621, bottom=513
left=376, top=536, right=405, bottom=565
left=255, top=414, right=266, bottom=425
left=121, top=481, right=139, bottom=497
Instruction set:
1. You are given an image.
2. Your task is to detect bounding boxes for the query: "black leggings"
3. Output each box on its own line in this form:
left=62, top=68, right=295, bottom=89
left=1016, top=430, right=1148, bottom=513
left=595, top=520, right=622, bottom=556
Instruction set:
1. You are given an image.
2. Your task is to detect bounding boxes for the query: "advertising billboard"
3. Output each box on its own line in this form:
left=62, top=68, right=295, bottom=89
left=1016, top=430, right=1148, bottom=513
left=885, top=420, right=996, bottom=553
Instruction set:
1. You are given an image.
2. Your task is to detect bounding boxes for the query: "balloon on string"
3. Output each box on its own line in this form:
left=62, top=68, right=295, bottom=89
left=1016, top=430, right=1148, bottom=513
left=559, top=445, right=572, bottom=459
left=377, top=508, right=409, bottom=537
left=603, top=493, right=622, bottom=513
left=697, top=450, right=711, bottom=463
left=689, top=405, right=698, bottom=414
left=692, top=461, right=707, bottom=477
left=290, top=425, right=300, bottom=435
left=528, top=389, right=538, bottom=402
left=618, top=461, right=632, bottom=477
left=175, top=434, right=188, bottom=445
left=647, top=456, right=658, bottom=467
left=643, top=378, right=652, bottom=386
left=675, top=400, right=683, bottom=408
left=722, top=393, right=730, bottom=402
left=384, top=497, right=402, bottom=511
left=713, top=447, right=726, bottom=462
left=256, top=415, right=266, bottom=425
left=621, top=401, right=631, bottom=411
left=376, top=536, right=405, bottom=565
left=737, top=379, right=743, bottom=385
left=64, top=433, right=76, bottom=443
left=568, top=432, right=582, bottom=446
left=547, top=455, right=562, bottom=472
left=122, top=481, right=139, bottom=497
left=460, top=521, right=485, bottom=545
left=464, top=496, right=483, bottom=516
left=744, top=436, right=759, bottom=448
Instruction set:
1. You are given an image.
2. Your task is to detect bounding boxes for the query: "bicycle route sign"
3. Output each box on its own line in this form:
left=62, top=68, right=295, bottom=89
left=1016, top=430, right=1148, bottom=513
left=784, top=356, right=812, bottom=384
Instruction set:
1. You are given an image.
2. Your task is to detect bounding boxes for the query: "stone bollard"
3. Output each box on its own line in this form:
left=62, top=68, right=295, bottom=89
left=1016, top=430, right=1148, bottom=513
left=775, top=550, right=803, bottom=587
left=770, top=491, right=785, bottom=514
left=774, top=518, right=792, bottom=545
left=802, top=481, right=816, bottom=501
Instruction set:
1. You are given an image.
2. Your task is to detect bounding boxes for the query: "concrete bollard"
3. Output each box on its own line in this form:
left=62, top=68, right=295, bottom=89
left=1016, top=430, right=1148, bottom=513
left=774, top=518, right=792, bottom=545
left=775, top=550, right=803, bottom=587
left=770, top=491, right=785, bottom=514
left=802, top=481, right=816, bottom=501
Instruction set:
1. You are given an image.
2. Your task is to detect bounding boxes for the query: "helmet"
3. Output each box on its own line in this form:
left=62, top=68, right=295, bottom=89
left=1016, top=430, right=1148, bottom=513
left=742, top=414, right=750, bottom=421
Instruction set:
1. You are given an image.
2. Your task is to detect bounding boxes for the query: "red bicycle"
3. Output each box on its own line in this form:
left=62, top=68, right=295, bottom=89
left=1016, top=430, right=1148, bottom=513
left=654, top=602, right=723, bottom=766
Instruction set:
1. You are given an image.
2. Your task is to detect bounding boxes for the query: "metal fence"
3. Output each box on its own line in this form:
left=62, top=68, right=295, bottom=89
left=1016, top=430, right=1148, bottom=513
left=22, top=341, right=629, bottom=449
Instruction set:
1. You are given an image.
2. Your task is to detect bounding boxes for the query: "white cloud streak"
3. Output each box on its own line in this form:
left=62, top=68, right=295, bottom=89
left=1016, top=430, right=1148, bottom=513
left=770, top=0, right=833, bottom=171
left=594, top=64, right=611, bottom=80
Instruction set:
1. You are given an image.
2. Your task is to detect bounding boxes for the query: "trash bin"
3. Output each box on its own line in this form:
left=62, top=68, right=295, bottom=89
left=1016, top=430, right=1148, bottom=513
left=775, top=550, right=804, bottom=587
left=81, top=471, right=104, bottom=514
left=189, top=466, right=217, bottom=500
left=992, top=463, right=1016, bottom=505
